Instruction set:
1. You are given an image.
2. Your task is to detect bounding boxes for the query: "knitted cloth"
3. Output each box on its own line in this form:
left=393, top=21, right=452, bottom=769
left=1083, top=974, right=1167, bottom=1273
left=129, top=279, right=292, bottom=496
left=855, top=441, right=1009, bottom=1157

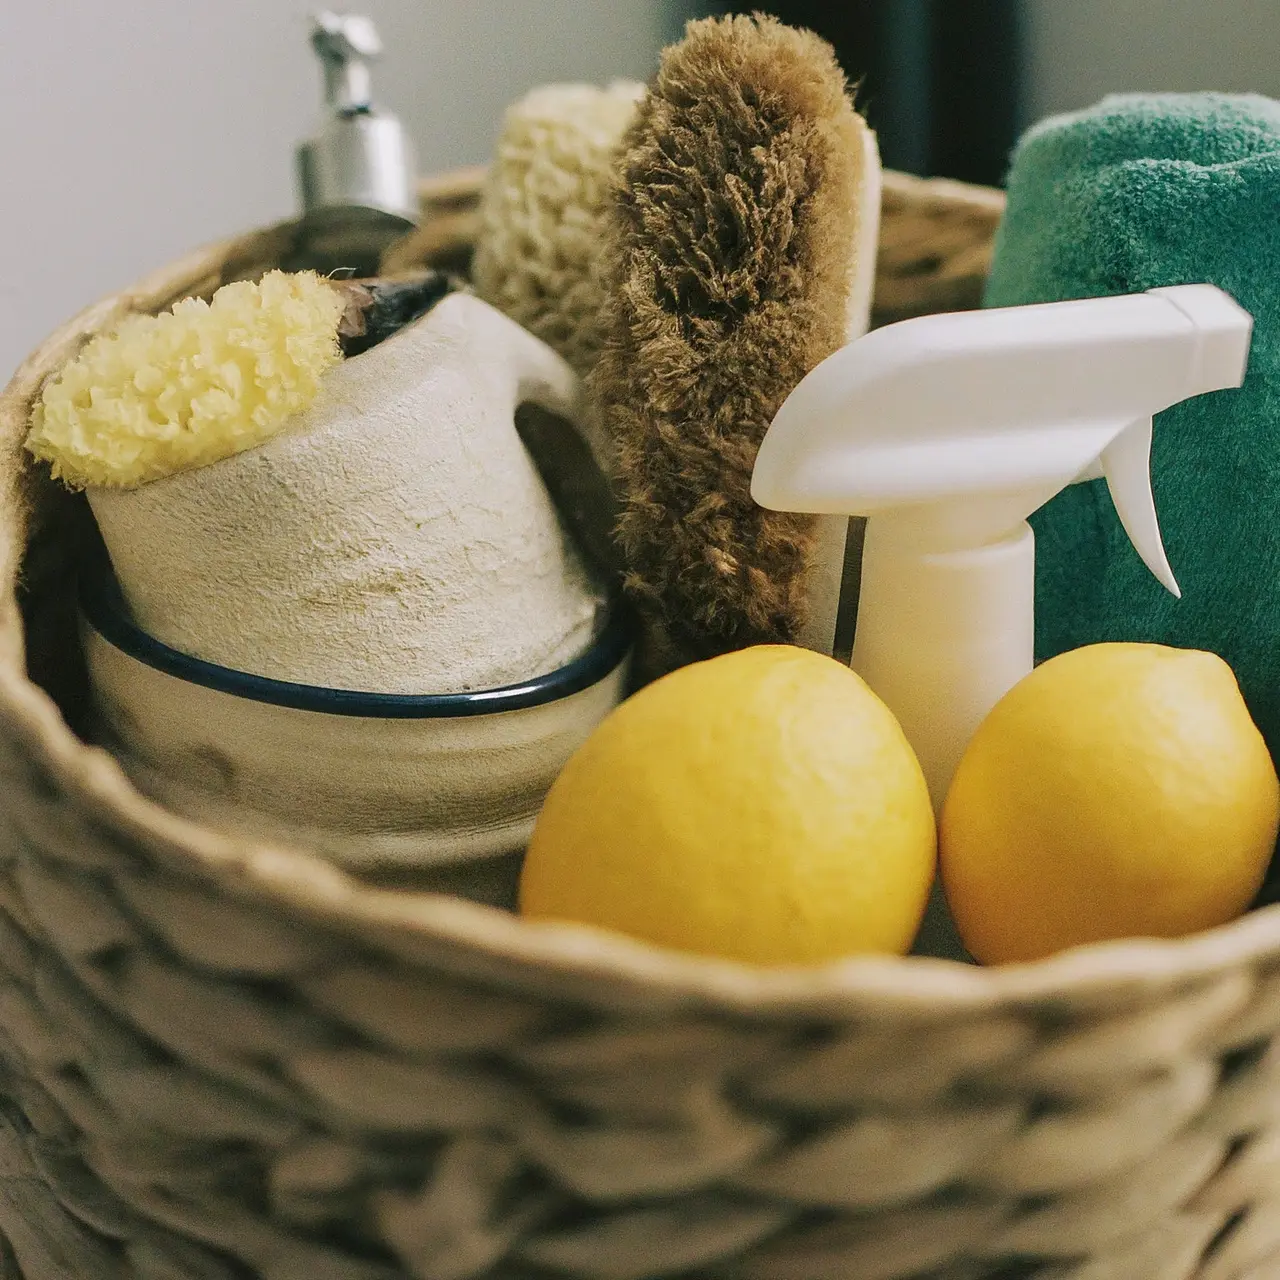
left=986, top=93, right=1280, bottom=757
left=472, top=81, right=643, bottom=378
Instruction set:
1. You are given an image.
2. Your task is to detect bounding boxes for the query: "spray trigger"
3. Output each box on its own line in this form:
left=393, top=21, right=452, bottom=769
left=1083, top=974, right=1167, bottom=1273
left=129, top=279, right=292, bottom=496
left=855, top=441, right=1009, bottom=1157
left=1100, top=417, right=1181, bottom=598
left=753, top=282, right=1253, bottom=803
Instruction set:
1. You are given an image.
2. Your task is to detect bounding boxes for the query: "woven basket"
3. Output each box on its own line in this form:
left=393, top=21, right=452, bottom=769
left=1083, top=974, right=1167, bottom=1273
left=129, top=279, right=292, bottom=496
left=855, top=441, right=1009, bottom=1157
left=2, top=168, right=1279, bottom=1280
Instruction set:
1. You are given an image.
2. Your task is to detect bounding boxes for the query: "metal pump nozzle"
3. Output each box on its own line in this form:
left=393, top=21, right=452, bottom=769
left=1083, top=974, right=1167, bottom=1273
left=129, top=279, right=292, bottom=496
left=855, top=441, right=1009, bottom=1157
left=294, top=11, right=419, bottom=275
left=312, top=11, right=381, bottom=114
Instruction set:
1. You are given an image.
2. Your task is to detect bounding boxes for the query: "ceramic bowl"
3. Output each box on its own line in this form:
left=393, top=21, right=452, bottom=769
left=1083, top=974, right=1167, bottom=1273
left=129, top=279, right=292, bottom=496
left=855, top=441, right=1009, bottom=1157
left=79, top=543, right=633, bottom=905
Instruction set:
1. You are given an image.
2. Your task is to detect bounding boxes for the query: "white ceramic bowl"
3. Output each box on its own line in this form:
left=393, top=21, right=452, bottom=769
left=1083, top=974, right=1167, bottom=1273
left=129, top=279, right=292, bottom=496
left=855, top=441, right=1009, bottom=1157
left=79, top=543, right=632, bottom=904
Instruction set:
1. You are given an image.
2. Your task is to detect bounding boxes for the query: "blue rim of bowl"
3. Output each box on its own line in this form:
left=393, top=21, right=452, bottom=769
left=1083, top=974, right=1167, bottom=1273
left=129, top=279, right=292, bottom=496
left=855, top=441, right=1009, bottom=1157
left=79, top=544, right=635, bottom=719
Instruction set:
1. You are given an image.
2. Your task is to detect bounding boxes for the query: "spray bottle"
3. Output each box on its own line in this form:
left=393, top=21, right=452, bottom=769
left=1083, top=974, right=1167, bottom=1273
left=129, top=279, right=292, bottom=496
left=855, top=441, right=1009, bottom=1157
left=752, top=284, right=1253, bottom=805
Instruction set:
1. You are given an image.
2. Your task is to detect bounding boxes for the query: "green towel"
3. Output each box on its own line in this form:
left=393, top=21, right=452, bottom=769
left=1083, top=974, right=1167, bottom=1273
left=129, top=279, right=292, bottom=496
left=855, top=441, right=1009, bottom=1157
left=986, top=93, right=1280, bottom=757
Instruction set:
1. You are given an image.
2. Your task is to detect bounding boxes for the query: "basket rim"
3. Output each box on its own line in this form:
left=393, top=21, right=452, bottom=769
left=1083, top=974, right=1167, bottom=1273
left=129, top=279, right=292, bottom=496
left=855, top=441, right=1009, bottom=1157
left=5, top=657, right=1280, bottom=1017
left=3, top=175, right=1279, bottom=1018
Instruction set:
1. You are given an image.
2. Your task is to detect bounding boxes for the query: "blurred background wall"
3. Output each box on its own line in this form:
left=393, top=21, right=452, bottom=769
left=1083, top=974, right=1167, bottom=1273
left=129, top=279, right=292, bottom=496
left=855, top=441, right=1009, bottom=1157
left=0, top=0, right=682, bottom=381
left=1024, top=0, right=1280, bottom=123
left=4, top=0, right=1280, bottom=380
left=704, top=0, right=1280, bottom=189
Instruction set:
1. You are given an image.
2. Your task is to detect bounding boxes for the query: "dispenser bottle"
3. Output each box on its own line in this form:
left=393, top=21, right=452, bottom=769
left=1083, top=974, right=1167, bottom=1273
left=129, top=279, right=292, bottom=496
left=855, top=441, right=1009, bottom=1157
left=752, top=285, right=1253, bottom=806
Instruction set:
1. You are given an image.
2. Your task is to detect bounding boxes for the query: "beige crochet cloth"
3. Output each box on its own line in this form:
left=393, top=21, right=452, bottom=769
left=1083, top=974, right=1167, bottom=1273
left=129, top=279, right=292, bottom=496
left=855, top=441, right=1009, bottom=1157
left=472, top=81, right=645, bottom=377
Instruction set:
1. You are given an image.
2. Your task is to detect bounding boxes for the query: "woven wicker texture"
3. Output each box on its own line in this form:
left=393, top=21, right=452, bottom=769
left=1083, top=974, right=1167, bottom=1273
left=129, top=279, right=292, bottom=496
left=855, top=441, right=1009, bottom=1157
left=2, top=169, right=1280, bottom=1280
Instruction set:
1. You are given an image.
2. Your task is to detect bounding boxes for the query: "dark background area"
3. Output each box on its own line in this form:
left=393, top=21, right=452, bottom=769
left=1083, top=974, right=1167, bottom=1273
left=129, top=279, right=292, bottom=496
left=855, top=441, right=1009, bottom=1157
left=695, top=0, right=1023, bottom=186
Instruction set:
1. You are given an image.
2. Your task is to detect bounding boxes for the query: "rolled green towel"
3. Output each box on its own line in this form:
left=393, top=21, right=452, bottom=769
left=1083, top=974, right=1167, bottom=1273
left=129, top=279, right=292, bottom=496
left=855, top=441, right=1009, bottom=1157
left=986, top=93, right=1280, bottom=755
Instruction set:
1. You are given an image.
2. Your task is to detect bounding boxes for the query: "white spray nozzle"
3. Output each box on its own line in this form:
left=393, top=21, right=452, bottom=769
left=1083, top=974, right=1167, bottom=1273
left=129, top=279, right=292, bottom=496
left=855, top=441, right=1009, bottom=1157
left=754, top=284, right=1251, bottom=575
left=752, top=284, right=1253, bottom=804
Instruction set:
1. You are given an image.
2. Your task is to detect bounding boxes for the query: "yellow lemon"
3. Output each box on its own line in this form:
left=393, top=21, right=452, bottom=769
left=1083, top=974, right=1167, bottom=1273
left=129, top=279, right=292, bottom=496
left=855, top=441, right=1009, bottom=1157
left=941, top=643, right=1279, bottom=965
left=520, top=645, right=936, bottom=965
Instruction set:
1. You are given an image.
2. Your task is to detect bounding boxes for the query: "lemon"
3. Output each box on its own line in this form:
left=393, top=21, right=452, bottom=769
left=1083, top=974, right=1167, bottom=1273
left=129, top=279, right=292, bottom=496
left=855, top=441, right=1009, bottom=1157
left=941, top=643, right=1280, bottom=965
left=519, top=645, right=936, bottom=965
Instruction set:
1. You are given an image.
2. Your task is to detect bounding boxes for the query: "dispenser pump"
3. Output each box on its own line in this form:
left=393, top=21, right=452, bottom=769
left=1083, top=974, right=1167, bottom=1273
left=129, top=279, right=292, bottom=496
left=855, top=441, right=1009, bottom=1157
left=752, top=284, right=1253, bottom=806
left=295, top=11, right=418, bottom=275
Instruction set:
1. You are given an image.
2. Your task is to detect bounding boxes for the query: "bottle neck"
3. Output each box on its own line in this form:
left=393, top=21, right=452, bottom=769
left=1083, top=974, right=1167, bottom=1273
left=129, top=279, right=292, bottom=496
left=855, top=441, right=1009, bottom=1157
left=321, top=56, right=373, bottom=114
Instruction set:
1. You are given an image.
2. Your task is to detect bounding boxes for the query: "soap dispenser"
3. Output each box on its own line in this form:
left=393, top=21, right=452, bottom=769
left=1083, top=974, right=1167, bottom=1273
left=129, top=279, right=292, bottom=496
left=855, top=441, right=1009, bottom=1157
left=752, top=284, right=1253, bottom=805
left=294, top=11, right=419, bottom=275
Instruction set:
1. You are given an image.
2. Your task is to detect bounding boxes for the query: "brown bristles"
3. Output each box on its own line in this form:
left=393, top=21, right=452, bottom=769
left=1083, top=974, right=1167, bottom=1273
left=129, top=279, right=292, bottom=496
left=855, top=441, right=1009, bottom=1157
left=591, top=13, right=868, bottom=678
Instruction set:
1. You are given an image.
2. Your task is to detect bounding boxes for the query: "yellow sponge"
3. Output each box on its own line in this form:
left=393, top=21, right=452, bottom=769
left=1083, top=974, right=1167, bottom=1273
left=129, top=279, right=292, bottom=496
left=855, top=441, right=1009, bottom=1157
left=27, top=270, right=343, bottom=489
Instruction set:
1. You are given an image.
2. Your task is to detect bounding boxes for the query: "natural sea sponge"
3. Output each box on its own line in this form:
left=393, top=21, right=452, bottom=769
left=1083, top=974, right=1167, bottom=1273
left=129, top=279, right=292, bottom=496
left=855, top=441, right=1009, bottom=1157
left=26, top=270, right=344, bottom=489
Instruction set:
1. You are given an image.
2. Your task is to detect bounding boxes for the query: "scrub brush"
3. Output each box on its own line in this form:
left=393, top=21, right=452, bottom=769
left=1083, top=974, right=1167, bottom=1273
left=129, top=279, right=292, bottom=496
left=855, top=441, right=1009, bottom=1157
left=592, top=14, right=876, bottom=677
left=472, top=80, right=645, bottom=377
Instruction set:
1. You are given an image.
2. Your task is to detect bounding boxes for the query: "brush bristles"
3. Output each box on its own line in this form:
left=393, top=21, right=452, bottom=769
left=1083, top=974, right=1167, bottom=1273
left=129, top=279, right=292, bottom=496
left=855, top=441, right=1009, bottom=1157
left=591, top=13, right=868, bottom=676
